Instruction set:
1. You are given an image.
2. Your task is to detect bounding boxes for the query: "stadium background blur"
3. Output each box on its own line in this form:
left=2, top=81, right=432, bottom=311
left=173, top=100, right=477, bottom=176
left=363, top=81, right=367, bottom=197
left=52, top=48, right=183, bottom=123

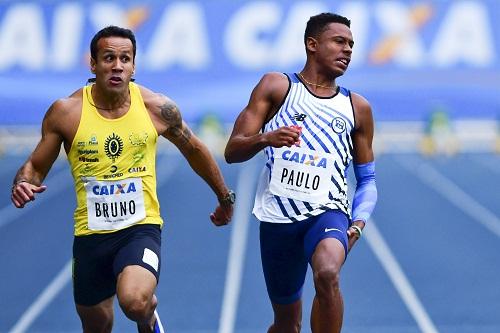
left=0, top=1, right=499, bottom=333
left=0, top=0, right=499, bottom=154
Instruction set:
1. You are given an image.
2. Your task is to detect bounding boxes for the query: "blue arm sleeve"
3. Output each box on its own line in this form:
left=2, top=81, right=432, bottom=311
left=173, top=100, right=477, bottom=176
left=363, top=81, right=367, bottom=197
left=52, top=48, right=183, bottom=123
left=351, top=161, right=378, bottom=223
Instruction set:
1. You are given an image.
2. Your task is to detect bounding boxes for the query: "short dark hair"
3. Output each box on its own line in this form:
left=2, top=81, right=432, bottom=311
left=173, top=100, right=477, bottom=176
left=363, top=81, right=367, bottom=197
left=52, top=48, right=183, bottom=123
left=304, top=13, right=351, bottom=45
left=90, top=25, right=137, bottom=62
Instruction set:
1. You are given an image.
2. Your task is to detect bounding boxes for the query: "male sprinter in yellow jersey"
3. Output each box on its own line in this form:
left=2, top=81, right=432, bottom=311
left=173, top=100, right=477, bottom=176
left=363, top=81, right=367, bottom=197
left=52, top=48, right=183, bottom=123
left=10, top=26, right=234, bottom=333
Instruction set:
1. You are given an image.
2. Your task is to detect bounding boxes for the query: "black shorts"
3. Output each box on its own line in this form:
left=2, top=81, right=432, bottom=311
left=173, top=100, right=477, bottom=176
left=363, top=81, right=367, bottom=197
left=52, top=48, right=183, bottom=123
left=72, top=224, right=161, bottom=306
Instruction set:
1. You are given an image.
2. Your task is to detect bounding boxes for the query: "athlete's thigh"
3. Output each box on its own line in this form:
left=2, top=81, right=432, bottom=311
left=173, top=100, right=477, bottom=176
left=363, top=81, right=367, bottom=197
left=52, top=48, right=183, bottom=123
left=113, top=224, right=161, bottom=279
left=260, top=221, right=308, bottom=305
left=303, top=209, right=349, bottom=264
left=113, top=224, right=161, bottom=296
left=117, top=264, right=157, bottom=300
left=73, top=233, right=118, bottom=306
left=310, top=238, right=346, bottom=274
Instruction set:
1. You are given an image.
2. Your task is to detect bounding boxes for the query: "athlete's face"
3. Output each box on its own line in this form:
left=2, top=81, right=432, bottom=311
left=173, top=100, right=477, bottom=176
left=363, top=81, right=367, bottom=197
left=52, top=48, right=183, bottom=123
left=90, top=36, right=135, bottom=93
left=307, top=22, right=353, bottom=77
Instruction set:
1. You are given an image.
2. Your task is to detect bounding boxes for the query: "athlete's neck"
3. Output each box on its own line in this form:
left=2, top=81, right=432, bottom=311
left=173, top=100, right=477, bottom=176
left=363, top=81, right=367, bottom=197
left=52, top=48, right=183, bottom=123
left=298, top=71, right=336, bottom=90
left=90, top=85, right=130, bottom=112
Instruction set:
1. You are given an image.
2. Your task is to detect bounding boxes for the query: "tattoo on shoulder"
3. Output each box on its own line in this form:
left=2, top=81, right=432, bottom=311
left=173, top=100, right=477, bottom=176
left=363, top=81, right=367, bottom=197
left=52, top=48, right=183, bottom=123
left=159, top=101, right=192, bottom=143
left=160, top=100, right=180, bottom=125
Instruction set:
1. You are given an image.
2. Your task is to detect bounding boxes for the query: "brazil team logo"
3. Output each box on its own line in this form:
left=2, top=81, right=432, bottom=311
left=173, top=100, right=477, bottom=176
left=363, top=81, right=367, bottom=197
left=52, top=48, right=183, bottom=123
left=104, top=133, right=123, bottom=162
left=331, top=117, right=346, bottom=134
left=129, top=132, right=148, bottom=146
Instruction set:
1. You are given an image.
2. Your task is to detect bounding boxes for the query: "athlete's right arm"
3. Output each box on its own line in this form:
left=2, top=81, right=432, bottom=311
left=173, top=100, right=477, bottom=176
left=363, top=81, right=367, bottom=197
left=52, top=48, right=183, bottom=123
left=11, top=101, right=65, bottom=208
left=224, top=72, right=300, bottom=164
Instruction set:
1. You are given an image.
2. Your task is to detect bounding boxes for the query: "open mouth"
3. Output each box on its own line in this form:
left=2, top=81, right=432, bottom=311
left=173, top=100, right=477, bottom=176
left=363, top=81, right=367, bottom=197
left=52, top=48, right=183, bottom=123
left=336, top=58, right=350, bottom=67
left=109, top=76, right=123, bottom=85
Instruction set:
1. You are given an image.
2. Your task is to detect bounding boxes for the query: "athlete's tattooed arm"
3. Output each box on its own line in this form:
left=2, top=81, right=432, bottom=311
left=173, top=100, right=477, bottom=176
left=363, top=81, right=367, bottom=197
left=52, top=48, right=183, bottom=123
left=152, top=92, right=233, bottom=225
left=159, top=99, right=194, bottom=149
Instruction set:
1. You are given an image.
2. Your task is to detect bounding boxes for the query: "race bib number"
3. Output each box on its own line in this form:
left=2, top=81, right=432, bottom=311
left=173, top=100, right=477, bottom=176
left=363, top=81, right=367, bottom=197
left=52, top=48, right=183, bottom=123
left=269, top=146, right=334, bottom=204
left=85, top=178, right=146, bottom=230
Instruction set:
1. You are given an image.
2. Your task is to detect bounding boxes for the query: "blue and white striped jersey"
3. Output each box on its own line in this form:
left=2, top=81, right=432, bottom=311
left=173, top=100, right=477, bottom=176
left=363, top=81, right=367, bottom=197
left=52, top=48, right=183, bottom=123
left=252, top=73, right=355, bottom=223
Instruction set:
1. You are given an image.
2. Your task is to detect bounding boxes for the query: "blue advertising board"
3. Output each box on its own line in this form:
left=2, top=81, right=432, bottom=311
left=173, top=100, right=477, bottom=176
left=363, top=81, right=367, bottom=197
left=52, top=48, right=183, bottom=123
left=0, top=0, right=499, bottom=125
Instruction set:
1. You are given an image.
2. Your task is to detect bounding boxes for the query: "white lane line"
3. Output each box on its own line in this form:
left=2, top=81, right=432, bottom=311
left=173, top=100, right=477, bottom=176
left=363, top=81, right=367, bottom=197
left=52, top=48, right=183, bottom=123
left=0, top=167, right=72, bottom=229
left=7, top=152, right=180, bottom=333
left=9, top=260, right=72, bottom=333
left=397, top=156, right=500, bottom=238
left=218, top=161, right=258, bottom=333
left=364, top=221, right=440, bottom=333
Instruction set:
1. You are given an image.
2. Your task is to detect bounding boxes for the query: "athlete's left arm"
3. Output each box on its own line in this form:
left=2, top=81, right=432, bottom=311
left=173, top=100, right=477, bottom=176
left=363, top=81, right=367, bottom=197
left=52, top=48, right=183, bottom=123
left=151, top=94, right=233, bottom=226
left=348, top=93, right=378, bottom=248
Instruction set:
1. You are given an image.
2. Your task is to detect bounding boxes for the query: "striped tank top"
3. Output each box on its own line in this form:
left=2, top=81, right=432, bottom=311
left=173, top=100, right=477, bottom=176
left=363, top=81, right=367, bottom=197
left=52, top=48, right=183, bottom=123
left=252, top=73, right=355, bottom=223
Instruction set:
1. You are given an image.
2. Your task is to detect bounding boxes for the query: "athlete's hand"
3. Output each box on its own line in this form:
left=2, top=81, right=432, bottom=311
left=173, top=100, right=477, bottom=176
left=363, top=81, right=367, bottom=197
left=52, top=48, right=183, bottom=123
left=347, top=222, right=364, bottom=252
left=266, top=126, right=301, bottom=148
left=11, top=181, right=47, bottom=208
left=210, top=204, right=233, bottom=226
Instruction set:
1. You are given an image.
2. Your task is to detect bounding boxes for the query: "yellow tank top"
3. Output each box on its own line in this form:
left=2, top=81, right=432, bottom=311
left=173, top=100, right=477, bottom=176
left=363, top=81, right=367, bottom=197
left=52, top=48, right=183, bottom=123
left=68, top=82, right=163, bottom=236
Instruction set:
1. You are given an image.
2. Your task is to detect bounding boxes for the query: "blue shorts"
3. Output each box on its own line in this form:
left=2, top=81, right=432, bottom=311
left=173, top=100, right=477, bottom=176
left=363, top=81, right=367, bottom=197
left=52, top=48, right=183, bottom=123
left=72, top=224, right=161, bottom=306
left=259, top=210, right=349, bottom=305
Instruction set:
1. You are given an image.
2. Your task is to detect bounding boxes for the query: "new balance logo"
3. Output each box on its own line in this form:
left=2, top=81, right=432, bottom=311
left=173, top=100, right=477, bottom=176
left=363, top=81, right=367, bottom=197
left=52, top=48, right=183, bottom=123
left=293, top=113, right=307, bottom=121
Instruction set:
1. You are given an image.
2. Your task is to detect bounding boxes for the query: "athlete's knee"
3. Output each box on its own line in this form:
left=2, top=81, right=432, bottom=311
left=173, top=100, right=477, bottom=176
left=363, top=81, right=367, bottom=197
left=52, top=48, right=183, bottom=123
left=270, top=301, right=302, bottom=333
left=81, top=318, right=113, bottom=333
left=118, top=290, right=155, bottom=322
left=77, top=304, right=113, bottom=333
left=313, top=266, right=341, bottom=296
left=268, top=320, right=302, bottom=333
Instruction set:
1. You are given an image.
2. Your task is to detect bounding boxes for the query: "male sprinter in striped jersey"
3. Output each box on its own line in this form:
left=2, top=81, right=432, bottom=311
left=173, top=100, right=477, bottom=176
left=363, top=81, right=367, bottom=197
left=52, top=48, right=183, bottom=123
left=225, top=13, right=377, bottom=333
left=11, top=26, right=234, bottom=333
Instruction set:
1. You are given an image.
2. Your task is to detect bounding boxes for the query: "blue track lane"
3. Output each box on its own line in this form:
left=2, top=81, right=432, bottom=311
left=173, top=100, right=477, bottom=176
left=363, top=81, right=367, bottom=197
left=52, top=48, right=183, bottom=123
left=1, top=153, right=499, bottom=333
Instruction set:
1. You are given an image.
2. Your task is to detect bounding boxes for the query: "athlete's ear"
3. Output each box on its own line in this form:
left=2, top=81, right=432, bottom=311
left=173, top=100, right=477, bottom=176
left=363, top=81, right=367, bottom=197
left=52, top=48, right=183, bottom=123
left=305, top=36, right=318, bottom=53
left=90, top=57, right=96, bottom=74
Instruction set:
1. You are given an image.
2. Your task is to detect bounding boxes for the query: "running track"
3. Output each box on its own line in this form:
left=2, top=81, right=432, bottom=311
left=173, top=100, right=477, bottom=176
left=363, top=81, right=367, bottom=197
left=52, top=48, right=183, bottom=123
left=1, top=152, right=499, bottom=333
